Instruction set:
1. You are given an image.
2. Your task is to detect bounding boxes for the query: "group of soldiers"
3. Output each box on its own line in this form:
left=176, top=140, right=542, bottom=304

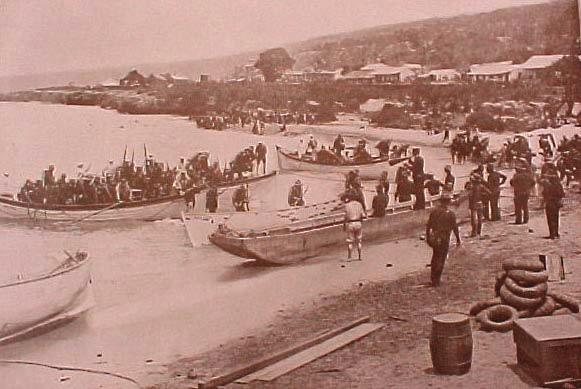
left=450, top=131, right=492, bottom=165
left=17, top=142, right=269, bottom=207
left=299, top=134, right=410, bottom=166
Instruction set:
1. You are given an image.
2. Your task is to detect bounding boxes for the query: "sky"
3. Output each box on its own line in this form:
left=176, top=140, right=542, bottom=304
left=0, top=0, right=558, bottom=77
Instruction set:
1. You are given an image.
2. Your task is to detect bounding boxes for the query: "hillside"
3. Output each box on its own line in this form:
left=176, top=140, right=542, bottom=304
left=286, top=0, right=579, bottom=71
left=0, top=0, right=578, bottom=92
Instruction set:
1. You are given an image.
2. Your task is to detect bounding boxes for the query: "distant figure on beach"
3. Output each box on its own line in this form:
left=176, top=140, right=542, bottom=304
left=342, top=192, right=367, bottom=261
left=425, top=192, right=461, bottom=287
left=442, top=127, right=450, bottom=143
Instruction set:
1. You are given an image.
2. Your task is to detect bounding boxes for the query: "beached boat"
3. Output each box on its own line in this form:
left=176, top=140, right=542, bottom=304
left=209, top=193, right=469, bottom=265
left=276, top=145, right=407, bottom=179
left=0, top=252, right=92, bottom=344
left=0, top=171, right=277, bottom=222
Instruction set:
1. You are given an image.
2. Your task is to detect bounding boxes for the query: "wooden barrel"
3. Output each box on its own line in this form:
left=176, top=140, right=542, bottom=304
left=430, top=313, right=473, bottom=375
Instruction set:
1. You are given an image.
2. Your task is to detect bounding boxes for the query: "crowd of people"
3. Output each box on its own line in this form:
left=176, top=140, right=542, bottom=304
left=295, top=135, right=410, bottom=166
left=16, top=142, right=269, bottom=207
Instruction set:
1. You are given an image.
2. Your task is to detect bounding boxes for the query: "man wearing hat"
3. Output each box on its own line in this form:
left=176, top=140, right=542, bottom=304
left=425, top=192, right=461, bottom=286
left=371, top=185, right=388, bottom=217
left=256, top=142, right=267, bottom=175
left=464, top=173, right=491, bottom=237
left=443, top=165, right=455, bottom=194
left=539, top=166, right=565, bottom=239
left=510, top=166, right=535, bottom=225
left=411, top=147, right=425, bottom=210
left=288, top=180, right=305, bottom=206
left=485, top=163, right=507, bottom=221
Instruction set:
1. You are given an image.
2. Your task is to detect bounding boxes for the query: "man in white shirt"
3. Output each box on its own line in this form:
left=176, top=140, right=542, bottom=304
left=343, top=192, right=367, bottom=261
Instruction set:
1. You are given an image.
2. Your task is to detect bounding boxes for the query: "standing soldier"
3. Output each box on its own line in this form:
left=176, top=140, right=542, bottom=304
left=333, top=134, right=346, bottom=157
left=342, top=192, right=367, bottom=261
left=371, top=185, right=388, bottom=217
left=485, top=163, right=507, bottom=221
left=425, top=192, right=461, bottom=287
left=256, top=142, right=268, bottom=175
left=411, top=148, right=425, bottom=210
left=510, top=165, right=536, bottom=225
left=206, top=185, right=219, bottom=213
left=540, top=169, right=565, bottom=239
left=379, top=171, right=390, bottom=202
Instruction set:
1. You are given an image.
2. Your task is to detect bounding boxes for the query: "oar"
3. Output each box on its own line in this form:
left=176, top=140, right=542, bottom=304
left=388, top=156, right=412, bottom=166
left=65, top=201, right=123, bottom=226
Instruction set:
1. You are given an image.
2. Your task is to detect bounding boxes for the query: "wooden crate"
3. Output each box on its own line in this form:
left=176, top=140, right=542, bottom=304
left=513, top=315, right=581, bottom=385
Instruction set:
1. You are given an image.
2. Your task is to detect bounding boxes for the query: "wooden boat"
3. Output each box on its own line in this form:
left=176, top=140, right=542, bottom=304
left=276, top=146, right=407, bottom=179
left=209, top=193, right=469, bottom=265
left=0, top=171, right=277, bottom=223
left=0, top=252, right=92, bottom=344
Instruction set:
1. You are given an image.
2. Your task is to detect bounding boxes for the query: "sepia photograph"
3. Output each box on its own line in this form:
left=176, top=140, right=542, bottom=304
left=0, top=0, right=580, bottom=388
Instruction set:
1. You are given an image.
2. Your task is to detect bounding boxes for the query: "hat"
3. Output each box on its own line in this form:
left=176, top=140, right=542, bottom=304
left=295, top=180, right=301, bottom=185
left=444, top=165, right=451, bottom=172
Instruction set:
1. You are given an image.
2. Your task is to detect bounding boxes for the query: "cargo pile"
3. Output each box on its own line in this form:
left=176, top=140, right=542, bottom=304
left=469, top=258, right=579, bottom=332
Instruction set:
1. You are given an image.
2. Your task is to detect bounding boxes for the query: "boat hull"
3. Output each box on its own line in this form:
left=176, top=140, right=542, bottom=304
left=209, top=194, right=469, bottom=265
left=0, top=171, right=278, bottom=223
left=276, top=146, right=398, bottom=179
left=0, top=257, right=92, bottom=343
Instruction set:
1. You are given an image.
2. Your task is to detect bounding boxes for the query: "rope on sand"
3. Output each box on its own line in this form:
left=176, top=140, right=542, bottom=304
left=0, top=359, right=140, bottom=387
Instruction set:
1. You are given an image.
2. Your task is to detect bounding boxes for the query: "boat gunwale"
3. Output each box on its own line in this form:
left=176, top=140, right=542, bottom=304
left=0, top=256, right=91, bottom=289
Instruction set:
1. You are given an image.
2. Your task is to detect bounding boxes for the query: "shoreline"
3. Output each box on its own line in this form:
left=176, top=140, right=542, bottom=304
left=150, top=189, right=581, bottom=389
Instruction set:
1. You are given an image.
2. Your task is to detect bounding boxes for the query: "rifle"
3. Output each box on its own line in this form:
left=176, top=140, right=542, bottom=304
left=122, top=145, right=128, bottom=163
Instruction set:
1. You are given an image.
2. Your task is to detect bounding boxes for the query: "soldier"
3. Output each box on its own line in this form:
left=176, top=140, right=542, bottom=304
left=443, top=165, right=455, bottom=193
left=539, top=170, right=565, bottom=239
left=411, top=148, right=425, bottom=210
left=332, top=134, right=346, bottom=156
left=232, top=184, right=250, bottom=211
left=288, top=180, right=305, bottom=206
left=256, top=142, right=267, bottom=175
left=371, top=185, right=387, bottom=217
left=485, top=163, right=507, bottom=221
left=510, top=165, right=536, bottom=224
left=425, top=192, right=461, bottom=287
left=205, top=185, right=219, bottom=213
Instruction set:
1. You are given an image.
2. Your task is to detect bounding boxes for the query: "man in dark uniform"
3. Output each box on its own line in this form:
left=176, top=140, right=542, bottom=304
left=206, top=185, right=219, bottom=213
left=443, top=165, right=455, bottom=193
left=256, top=142, right=267, bottom=175
left=411, top=148, right=425, bottom=210
left=540, top=169, right=565, bottom=239
left=464, top=173, right=491, bottom=237
left=510, top=166, right=536, bottom=224
left=426, top=192, right=461, bottom=287
left=332, top=134, right=346, bottom=157
left=485, top=163, right=507, bottom=221
left=371, top=185, right=387, bottom=217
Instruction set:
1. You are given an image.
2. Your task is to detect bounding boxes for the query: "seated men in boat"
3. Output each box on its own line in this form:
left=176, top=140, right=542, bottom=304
left=424, top=174, right=443, bottom=196
left=305, top=136, right=318, bottom=156
left=352, top=140, right=372, bottom=164
left=315, top=146, right=343, bottom=165
left=371, top=185, right=388, bottom=218
left=375, top=139, right=392, bottom=158
left=232, top=184, right=250, bottom=211
left=115, top=178, right=132, bottom=202
left=332, top=134, right=346, bottom=157
left=288, top=180, right=305, bottom=206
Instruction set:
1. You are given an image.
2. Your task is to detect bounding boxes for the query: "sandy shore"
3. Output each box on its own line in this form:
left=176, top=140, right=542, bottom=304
left=149, top=186, right=581, bottom=389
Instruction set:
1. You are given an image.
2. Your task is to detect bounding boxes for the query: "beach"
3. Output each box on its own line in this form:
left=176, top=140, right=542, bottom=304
left=0, top=102, right=476, bottom=388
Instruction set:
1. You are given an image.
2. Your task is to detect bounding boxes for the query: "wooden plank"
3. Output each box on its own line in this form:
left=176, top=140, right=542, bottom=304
left=197, top=316, right=370, bottom=389
left=238, top=323, right=384, bottom=383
